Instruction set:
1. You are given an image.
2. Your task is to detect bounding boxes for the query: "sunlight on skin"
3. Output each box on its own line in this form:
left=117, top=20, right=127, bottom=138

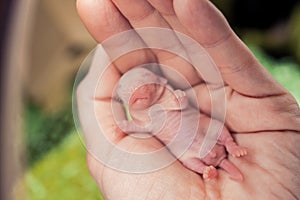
left=76, top=0, right=300, bottom=199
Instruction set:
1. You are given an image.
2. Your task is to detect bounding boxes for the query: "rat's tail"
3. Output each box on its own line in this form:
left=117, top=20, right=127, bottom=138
left=219, top=159, right=243, bottom=181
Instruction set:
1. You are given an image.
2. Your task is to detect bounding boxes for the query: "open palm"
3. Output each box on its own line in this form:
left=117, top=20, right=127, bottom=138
left=76, top=0, right=300, bottom=199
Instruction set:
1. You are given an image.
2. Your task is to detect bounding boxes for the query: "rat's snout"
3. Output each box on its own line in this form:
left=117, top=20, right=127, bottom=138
left=135, top=85, right=152, bottom=93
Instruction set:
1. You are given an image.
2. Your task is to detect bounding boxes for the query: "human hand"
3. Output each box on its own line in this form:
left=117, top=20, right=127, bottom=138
left=76, top=0, right=300, bottom=199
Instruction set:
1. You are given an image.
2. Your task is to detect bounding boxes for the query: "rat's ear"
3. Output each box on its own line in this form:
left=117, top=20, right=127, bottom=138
left=158, top=76, right=168, bottom=85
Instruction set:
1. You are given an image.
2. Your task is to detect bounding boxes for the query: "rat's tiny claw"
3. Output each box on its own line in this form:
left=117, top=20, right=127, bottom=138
left=203, top=166, right=218, bottom=180
left=229, top=145, right=248, bottom=158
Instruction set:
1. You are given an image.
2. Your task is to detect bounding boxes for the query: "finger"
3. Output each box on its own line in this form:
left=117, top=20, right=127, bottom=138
left=174, top=0, right=286, bottom=97
left=111, top=0, right=202, bottom=87
left=147, top=0, right=209, bottom=89
left=77, top=46, right=127, bottom=145
left=76, top=0, right=156, bottom=73
left=147, top=0, right=192, bottom=37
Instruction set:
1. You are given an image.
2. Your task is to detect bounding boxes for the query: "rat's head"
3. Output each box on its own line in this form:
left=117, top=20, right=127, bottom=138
left=117, top=67, right=167, bottom=110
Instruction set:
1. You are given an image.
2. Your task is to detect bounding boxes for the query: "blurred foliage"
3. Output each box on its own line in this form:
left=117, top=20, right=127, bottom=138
left=19, top=133, right=103, bottom=200
left=213, top=0, right=300, bottom=63
left=249, top=44, right=300, bottom=104
left=211, top=0, right=234, bottom=20
left=290, top=3, right=300, bottom=63
left=25, top=101, right=74, bottom=165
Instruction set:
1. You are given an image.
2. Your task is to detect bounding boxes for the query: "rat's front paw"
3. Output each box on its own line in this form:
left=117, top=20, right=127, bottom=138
left=174, top=90, right=188, bottom=108
left=203, top=166, right=218, bottom=180
left=227, top=145, right=247, bottom=158
left=174, top=90, right=186, bottom=99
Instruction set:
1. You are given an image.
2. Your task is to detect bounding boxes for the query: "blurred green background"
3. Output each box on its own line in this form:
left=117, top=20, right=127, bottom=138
left=20, top=0, right=300, bottom=199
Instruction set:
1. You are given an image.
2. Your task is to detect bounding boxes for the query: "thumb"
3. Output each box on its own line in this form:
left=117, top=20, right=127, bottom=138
left=174, top=0, right=286, bottom=97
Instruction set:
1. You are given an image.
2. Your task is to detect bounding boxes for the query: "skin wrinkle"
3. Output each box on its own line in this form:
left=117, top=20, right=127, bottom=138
left=190, top=174, right=207, bottom=200
left=129, top=6, right=157, bottom=24
left=155, top=10, right=175, bottom=17
left=269, top=134, right=300, bottom=171
left=147, top=0, right=175, bottom=16
left=111, top=0, right=155, bottom=22
left=144, top=173, right=159, bottom=200
left=279, top=108, right=300, bottom=130
left=201, top=31, right=233, bottom=49
left=158, top=56, right=202, bottom=88
left=185, top=173, right=200, bottom=200
left=113, top=50, right=158, bottom=74
left=273, top=95, right=300, bottom=114
left=282, top=100, right=300, bottom=115
left=189, top=84, right=226, bottom=120
left=187, top=173, right=193, bottom=200
left=230, top=89, right=287, bottom=100
left=174, top=0, right=232, bottom=47
left=269, top=97, right=300, bottom=130
left=159, top=187, right=170, bottom=200
left=103, top=31, right=143, bottom=52
left=225, top=86, right=234, bottom=102
left=172, top=172, right=192, bottom=200
left=246, top=160, right=277, bottom=185
left=244, top=137, right=299, bottom=199
left=216, top=51, right=256, bottom=75
left=132, top=175, right=145, bottom=200
left=203, top=181, right=209, bottom=200
left=274, top=180, right=298, bottom=200
left=151, top=45, right=188, bottom=63
left=76, top=0, right=128, bottom=41
left=231, top=130, right=300, bottom=135
left=269, top=190, right=283, bottom=200
left=225, top=93, right=300, bottom=132
left=94, top=97, right=112, bottom=102
left=154, top=169, right=181, bottom=200
left=155, top=183, right=169, bottom=200
left=101, top=1, right=129, bottom=33
left=147, top=0, right=196, bottom=46
left=217, top=178, right=228, bottom=200
left=101, top=139, right=138, bottom=199
left=278, top=180, right=298, bottom=200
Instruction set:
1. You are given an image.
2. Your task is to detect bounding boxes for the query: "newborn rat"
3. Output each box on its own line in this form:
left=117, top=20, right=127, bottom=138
left=116, top=67, right=247, bottom=181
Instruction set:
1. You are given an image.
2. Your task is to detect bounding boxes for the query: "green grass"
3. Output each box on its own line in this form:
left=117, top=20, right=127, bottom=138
left=23, top=132, right=103, bottom=200
left=25, top=103, right=74, bottom=165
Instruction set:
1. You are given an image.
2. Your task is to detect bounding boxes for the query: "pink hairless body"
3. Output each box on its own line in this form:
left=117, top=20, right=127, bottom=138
left=116, top=67, right=247, bottom=181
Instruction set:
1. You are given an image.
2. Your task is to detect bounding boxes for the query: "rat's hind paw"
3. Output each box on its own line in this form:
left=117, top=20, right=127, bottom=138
left=228, top=145, right=247, bottom=158
left=203, top=166, right=218, bottom=180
